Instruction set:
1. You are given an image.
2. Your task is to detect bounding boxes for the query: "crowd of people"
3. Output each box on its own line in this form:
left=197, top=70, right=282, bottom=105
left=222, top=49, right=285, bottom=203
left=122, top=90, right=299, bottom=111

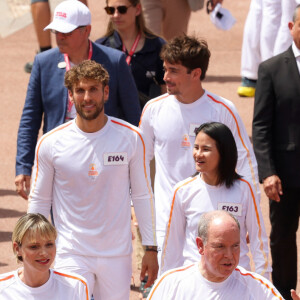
left=0, top=0, right=299, bottom=299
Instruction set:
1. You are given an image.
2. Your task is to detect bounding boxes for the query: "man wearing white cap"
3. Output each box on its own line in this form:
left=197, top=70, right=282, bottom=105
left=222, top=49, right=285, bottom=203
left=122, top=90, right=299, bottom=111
left=15, top=0, right=141, bottom=199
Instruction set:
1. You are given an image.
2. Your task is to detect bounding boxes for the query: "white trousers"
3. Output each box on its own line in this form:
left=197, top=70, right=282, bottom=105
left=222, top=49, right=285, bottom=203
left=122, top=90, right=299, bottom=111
left=54, top=253, right=132, bottom=300
left=241, top=0, right=281, bottom=80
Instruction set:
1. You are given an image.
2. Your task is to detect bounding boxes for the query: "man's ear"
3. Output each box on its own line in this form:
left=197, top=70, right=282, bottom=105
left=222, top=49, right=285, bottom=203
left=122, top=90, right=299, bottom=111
left=103, top=85, right=109, bottom=103
left=85, top=25, right=92, bottom=37
left=288, top=21, right=294, bottom=32
left=196, top=237, right=205, bottom=255
left=68, top=90, right=74, bottom=103
left=191, top=68, right=202, bottom=80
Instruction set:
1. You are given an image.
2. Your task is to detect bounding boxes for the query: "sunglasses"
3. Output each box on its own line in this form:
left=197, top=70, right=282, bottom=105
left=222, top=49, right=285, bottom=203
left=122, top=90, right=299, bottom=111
left=104, top=5, right=133, bottom=15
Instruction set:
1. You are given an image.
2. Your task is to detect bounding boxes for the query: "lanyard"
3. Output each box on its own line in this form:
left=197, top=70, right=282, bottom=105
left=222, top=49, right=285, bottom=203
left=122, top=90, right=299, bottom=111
left=64, top=40, right=93, bottom=113
left=122, top=32, right=141, bottom=65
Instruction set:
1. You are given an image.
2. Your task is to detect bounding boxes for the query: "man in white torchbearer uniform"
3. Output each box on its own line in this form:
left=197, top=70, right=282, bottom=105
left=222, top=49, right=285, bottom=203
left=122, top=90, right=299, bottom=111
left=28, top=60, right=158, bottom=300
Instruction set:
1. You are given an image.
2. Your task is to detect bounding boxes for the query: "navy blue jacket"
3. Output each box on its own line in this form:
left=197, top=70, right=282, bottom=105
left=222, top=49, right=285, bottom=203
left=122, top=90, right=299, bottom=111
left=16, top=41, right=141, bottom=176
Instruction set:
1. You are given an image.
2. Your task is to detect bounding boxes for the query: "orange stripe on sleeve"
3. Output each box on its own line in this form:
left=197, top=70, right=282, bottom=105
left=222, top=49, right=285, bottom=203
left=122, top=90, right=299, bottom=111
left=29, top=122, right=73, bottom=201
left=54, top=271, right=89, bottom=300
left=138, top=94, right=169, bottom=128
left=239, top=178, right=269, bottom=275
left=160, top=177, right=197, bottom=271
left=0, top=274, right=14, bottom=282
left=235, top=268, right=283, bottom=299
left=207, top=94, right=258, bottom=193
left=111, top=120, right=156, bottom=245
left=148, top=264, right=194, bottom=299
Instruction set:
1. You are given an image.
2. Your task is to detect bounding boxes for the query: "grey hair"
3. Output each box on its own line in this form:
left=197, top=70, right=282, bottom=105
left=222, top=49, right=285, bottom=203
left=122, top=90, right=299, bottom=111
left=197, top=211, right=240, bottom=244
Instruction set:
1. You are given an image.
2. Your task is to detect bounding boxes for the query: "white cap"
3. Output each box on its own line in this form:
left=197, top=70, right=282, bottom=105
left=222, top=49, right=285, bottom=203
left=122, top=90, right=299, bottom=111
left=44, top=0, right=91, bottom=33
left=210, top=3, right=236, bottom=31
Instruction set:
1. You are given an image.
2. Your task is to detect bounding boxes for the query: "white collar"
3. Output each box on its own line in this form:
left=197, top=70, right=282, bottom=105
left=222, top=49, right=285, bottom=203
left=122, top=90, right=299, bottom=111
left=292, top=41, right=300, bottom=58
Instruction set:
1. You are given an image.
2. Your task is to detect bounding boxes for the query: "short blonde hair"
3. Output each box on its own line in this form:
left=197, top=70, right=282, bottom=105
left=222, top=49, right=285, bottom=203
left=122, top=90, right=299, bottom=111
left=12, top=213, right=57, bottom=263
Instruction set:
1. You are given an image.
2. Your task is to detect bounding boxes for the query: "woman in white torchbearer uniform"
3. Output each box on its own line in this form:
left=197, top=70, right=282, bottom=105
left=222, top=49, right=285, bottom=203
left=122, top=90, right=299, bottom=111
left=160, top=122, right=271, bottom=279
left=0, top=213, right=89, bottom=300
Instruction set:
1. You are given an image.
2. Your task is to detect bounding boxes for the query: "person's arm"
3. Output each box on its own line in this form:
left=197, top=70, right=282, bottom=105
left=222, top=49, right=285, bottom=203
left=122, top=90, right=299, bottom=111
left=218, top=98, right=259, bottom=194
left=252, top=62, right=282, bottom=202
left=138, top=103, right=156, bottom=191
left=262, top=175, right=282, bottom=203
left=27, top=133, right=54, bottom=217
left=130, top=128, right=158, bottom=288
left=76, top=275, right=90, bottom=300
left=139, top=102, right=155, bottom=162
left=211, top=0, right=223, bottom=9
left=15, top=55, right=44, bottom=199
left=116, top=53, right=141, bottom=126
left=146, top=270, right=174, bottom=300
left=291, top=289, right=300, bottom=300
left=140, top=245, right=159, bottom=289
left=160, top=185, right=186, bottom=274
left=15, top=175, right=31, bottom=200
left=243, top=179, right=271, bottom=279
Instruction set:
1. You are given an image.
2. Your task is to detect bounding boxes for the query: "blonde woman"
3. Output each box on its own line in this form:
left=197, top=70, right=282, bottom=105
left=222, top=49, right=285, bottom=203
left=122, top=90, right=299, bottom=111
left=0, top=213, right=89, bottom=299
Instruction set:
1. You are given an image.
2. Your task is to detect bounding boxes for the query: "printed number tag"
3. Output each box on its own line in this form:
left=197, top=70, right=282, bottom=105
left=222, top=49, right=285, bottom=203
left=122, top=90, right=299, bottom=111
left=218, top=203, right=242, bottom=216
left=189, top=123, right=201, bottom=136
left=103, top=152, right=128, bottom=165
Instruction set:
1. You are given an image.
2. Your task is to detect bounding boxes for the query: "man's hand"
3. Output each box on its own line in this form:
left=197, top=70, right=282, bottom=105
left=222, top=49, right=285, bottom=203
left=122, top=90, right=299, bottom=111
left=131, top=206, right=138, bottom=227
left=211, top=0, right=223, bottom=10
left=263, top=175, right=283, bottom=202
left=15, top=174, right=31, bottom=200
left=291, top=289, right=300, bottom=300
left=140, top=248, right=159, bottom=288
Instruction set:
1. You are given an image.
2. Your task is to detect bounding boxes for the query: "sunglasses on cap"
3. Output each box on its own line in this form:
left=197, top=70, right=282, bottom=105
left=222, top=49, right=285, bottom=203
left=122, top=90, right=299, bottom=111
left=104, top=5, right=133, bottom=15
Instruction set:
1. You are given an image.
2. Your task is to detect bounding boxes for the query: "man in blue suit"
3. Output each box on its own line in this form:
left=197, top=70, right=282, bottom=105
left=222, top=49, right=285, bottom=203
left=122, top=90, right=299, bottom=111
left=15, top=0, right=141, bottom=199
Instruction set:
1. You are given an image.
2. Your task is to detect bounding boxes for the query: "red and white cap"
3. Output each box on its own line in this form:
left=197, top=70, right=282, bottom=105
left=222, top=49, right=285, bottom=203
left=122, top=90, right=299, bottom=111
left=44, top=0, right=91, bottom=33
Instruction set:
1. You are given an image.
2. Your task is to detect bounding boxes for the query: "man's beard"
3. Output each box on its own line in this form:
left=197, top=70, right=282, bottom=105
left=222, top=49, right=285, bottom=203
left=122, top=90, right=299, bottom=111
left=75, top=96, right=104, bottom=120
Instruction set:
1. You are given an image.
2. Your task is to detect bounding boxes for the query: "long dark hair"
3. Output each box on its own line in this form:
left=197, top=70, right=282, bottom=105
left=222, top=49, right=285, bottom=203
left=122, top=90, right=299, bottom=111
left=194, top=122, right=241, bottom=188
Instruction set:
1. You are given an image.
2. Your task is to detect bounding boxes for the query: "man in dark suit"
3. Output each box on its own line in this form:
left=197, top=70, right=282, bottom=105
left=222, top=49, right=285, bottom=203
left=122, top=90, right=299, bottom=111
left=15, top=0, right=141, bottom=199
left=252, top=5, right=300, bottom=299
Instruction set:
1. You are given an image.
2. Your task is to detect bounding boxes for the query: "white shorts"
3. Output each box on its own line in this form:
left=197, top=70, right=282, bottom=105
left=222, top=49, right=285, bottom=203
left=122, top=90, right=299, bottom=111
left=54, top=252, right=132, bottom=300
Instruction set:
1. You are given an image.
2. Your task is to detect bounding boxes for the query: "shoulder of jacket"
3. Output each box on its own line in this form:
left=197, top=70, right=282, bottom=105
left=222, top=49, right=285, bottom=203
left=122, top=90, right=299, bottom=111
left=174, top=176, right=198, bottom=192
left=144, top=93, right=170, bottom=110
left=110, top=117, right=141, bottom=135
left=0, top=271, right=17, bottom=290
left=92, top=41, right=123, bottom=58
left=206, top=92, right=233, bottom=106
left=53, top=269, right=88, bottom=288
